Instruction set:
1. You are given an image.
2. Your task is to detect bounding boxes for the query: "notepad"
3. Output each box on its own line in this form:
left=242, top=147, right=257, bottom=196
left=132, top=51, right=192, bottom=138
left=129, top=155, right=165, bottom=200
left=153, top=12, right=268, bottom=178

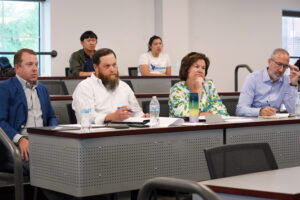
left=259, top=113, right=290, bottom=119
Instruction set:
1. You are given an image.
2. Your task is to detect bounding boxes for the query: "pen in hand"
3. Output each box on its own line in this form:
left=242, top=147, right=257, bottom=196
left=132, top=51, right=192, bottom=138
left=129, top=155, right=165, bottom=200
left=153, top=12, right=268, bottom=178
left=117, top=107, right=134, bottom=113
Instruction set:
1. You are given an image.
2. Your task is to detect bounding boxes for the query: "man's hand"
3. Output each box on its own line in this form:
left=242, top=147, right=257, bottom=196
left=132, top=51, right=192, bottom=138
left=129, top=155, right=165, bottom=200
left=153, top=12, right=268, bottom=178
left=105, top=106, right=133, bottom=122
left=289, top=65, right=300, bottom=86
left=19, top=137, right=29, bottom=161
left=259, top=106, right=277, bottom=116
left=143, top=113, right=150, bottom=118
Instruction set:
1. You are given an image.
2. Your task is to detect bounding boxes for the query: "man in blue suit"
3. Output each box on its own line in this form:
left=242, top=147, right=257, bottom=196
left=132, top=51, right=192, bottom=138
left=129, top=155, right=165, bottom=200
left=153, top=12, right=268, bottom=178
left=0, top=48, right=58, bottom=175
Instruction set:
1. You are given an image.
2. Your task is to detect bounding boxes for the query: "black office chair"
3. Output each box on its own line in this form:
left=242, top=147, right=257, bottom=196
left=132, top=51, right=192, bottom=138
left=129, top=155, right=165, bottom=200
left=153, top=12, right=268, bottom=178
left=66, top=104, right=77, bottom=124
left=138, top=177, right=219, bottom=200
left=221, top=97, right=239, bottom=116
left=39, top=81, right=69, bottom=95
left=142, top=100, right=169, bottom=117
left=171, top=80, right=180, bottom=87
left=204, top=143, right=278, bottom=179
left=65, top=67, right=71, bottom=76
left=123, top=80, right=135, bottom=92
left=128, top=67, right=138, bottom=76
left=0, top=128, right=26, bottom=200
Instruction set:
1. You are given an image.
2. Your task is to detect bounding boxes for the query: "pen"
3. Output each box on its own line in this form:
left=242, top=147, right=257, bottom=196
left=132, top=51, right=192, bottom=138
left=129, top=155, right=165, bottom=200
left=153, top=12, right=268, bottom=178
left=267, top=100, right=271, bottom=107
left=117, top=107, right=134, bottom=113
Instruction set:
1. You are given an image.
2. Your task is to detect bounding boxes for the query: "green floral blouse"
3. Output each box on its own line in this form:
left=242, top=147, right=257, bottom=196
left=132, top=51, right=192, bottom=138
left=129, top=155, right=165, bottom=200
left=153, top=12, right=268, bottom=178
left=168, top=81, right=228, bottom=117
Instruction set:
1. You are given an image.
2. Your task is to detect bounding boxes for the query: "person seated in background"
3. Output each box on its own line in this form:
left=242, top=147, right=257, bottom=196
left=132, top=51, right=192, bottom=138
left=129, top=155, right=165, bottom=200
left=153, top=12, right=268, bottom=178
left=169, top=52, right=228, bottom=117
left=0, top=56, right=15, bottom=77
left=69, top=30, right=98, bottom=77
left=138, top=35, right=171, bottom=76
left=72, top=48, right=149, bottom=124
left=236, top=48, right=300, bottom=117
left=0, top=48, right=58, bottom=175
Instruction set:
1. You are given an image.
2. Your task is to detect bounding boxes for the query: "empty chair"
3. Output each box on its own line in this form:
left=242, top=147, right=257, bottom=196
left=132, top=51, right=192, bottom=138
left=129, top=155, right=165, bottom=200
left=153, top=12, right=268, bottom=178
left=142, top=100, right=169, bottom=117
left=137, top=177, right=219, bottom=200
left=123, top=80, right=135, bottom=92
left=204, top=143, right=278, bottom=179
left=128, top=67, right=138, bottom=76
left=39, top=80, right=69, bottom=95
left=66, top=104, right=77, bottom=124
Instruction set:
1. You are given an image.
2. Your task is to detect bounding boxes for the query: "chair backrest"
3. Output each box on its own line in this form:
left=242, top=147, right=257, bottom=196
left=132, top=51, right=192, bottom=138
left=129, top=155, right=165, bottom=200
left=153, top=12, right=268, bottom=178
left=204, top=143, right=278, bottom=179
left=171, top=80, right=180, bottom=87
left=66, top=104, right=77, bottom=124
left=123, top=80, right=135, bottom=92
left=220, top=97, right=239, bottom=116
left=137, top=177, right=219, bottom=200
left=142, top=100, right=169, bottom=117
left=65, top=67, right=71, bottom=76
left=39, top=80, right=69, bottom=95
left=128, top=67, right=138, bottom=76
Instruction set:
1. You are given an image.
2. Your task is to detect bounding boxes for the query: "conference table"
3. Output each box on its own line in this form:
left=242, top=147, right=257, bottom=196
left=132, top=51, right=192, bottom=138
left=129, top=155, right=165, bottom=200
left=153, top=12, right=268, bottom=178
left=199, top=166, right=300, bottom=200
left=27, top=117, right=300, bottom=197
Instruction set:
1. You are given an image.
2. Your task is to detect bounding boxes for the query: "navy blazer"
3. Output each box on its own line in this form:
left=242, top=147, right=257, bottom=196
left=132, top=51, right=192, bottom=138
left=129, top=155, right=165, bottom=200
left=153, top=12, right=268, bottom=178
left=0, top=77, right=58, bottom=140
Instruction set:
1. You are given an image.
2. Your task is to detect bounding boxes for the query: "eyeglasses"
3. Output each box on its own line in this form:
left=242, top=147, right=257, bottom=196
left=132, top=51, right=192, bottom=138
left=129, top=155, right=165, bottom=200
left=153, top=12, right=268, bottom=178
left=271, top=58, right=289, bottom=69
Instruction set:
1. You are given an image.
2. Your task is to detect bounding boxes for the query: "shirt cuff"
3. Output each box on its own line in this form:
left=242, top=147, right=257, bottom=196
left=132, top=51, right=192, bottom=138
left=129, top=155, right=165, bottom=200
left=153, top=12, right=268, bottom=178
left=13, top=134, right=23, bottom=144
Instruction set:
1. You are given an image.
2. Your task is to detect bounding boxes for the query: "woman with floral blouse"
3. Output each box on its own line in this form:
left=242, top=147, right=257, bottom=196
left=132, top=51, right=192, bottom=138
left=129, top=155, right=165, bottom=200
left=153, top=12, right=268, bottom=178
left=169, top=52, right=228, bottom=117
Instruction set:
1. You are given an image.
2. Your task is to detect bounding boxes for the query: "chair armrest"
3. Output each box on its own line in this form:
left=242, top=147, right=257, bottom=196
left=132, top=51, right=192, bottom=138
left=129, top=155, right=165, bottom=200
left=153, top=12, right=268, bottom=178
left=0, top=128, right=24, bottom=200
left=137, top=177, right=219, bottom=200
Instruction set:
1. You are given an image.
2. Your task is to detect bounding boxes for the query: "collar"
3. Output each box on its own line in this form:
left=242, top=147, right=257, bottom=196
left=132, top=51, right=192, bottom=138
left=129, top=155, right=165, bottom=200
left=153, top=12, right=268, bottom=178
left=262, top=67, right=283, bottom=83
left=16, top=75, right=38, bottom=89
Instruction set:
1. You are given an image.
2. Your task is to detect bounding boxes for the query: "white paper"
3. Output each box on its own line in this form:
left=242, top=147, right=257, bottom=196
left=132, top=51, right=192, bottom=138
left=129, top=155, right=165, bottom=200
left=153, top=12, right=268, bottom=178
left=259, top=113, right=289, bottom=119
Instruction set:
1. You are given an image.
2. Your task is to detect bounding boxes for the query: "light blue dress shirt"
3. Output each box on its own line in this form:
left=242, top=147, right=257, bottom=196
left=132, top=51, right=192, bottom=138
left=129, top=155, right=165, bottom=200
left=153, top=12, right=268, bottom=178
left=236, top=68, right=297, bottom=117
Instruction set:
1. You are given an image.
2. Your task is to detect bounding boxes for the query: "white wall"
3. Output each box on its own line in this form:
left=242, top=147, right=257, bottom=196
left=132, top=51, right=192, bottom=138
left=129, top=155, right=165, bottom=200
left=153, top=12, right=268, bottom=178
left=48, top=0, right=300, bottom=91
left=49, top=0, right=154, bottom=76
left=189, top=0, right=300, bottom=91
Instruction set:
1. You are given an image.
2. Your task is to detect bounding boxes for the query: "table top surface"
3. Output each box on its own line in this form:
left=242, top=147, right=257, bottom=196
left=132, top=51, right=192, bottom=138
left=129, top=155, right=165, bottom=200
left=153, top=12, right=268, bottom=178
left=200, top=166, right=300, bottom=199
left=28, top=116, right=300, bottom=139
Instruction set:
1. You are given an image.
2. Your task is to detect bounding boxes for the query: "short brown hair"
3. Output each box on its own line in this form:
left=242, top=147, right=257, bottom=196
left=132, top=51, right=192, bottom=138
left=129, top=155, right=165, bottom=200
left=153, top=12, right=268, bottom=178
left=14, top=48, right=37, bottom=66
left=179, top=52, right=210, bottom=81
left=92, top=48, right=117, bottom=65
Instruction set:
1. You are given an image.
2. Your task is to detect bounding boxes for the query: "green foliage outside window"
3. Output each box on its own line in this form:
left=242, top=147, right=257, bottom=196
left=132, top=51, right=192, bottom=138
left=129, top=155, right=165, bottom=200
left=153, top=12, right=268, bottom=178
left=0, top=1, right=40, bottom=65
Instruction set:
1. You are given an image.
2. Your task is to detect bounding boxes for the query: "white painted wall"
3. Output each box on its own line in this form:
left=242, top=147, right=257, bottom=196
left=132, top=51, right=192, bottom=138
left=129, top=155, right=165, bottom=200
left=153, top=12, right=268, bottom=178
left=189, top=0, right=300, bottom=91
left=49, top=0, right=154, bottom=76
left=47, top=0, right=300, bottom=91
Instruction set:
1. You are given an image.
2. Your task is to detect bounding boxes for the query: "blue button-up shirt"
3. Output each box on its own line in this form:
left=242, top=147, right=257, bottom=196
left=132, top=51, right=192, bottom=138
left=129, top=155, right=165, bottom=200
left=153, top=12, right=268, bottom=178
left=236, top=68, right=297, bottom=117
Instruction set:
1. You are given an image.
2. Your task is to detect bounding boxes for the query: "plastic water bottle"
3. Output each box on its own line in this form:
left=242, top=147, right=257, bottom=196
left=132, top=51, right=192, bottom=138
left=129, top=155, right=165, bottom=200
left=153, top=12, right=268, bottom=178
left=149, top=96, right=160, bottom=127
left=295, top=92, right=300, bottom=116
left=81, top=108, right=91, bottom=133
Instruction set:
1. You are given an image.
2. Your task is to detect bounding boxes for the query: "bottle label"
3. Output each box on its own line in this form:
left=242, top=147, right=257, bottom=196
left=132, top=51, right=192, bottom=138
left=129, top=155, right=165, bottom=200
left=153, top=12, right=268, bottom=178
left=150, top=105, right=159, bottom=111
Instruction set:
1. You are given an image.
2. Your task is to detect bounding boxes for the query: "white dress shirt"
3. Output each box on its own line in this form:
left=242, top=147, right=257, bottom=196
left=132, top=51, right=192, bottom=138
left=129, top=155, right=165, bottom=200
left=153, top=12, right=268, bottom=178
left=72, top=73, right=144, bottom=124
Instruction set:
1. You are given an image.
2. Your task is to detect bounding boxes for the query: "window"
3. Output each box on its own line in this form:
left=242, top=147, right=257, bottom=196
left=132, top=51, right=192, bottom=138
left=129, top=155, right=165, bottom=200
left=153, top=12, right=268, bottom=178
left=282, top=10, right=300, bottom=65
left=0, top=1, right=40, bottom=69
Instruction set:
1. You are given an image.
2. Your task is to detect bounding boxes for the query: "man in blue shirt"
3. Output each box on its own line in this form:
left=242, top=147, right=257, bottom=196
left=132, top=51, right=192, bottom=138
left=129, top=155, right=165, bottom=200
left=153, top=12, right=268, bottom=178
left=69, top=30, right=98, bottom=77
left=236, top=48, right=300, bottom=117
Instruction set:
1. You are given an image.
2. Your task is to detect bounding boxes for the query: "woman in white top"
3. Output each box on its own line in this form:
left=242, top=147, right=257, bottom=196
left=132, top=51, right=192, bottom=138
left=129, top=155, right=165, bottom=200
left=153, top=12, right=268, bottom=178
left=138, top=35, right=171, bottom=76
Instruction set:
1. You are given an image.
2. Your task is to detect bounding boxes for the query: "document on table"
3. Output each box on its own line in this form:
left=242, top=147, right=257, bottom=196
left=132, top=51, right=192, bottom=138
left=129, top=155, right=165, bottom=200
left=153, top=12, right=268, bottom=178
left=258, top=113, right=290, bottom=119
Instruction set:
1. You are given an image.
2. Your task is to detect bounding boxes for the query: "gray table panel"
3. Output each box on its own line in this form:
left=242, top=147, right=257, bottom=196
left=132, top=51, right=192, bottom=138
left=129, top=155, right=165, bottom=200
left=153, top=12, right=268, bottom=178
left=29, top=129, right=222, bottom=197
left=227, top=124, right=300, bottom=169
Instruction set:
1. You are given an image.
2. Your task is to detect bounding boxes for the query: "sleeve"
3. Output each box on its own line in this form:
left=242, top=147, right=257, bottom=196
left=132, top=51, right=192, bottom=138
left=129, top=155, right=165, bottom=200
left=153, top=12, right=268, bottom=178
left=127, top=86, right=144, bottom=117
left=0, top=83, right=18, bottom=140
left=205, top=81, right=228, bottom=116
left=168, top=83, right=189, bottom=117
left=283, top=83, right=297, bottom=113
left=72, top=81, right=106, bottom=124
left=69, top=51, right=83, bottom=77
left=236, top=75, right=261, bottom=117
left=138, top=53, right=149, bottom=66
left=44, top=88, right=58, bottom=126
